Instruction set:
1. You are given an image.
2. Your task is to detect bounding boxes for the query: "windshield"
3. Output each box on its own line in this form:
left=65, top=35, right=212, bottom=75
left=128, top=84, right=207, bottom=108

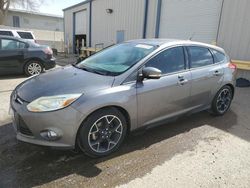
left=76, top=43, right=157, bottom=76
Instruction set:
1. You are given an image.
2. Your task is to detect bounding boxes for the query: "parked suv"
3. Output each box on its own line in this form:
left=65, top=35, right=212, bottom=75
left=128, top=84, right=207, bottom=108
left=0, top=29, right=36, bottom=43
left=0, top=36, right=55, bottom=76
left=10, top=39, right=237, bottom=157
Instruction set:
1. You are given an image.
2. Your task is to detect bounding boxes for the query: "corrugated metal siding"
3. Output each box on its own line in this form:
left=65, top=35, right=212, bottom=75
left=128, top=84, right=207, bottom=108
left=75, top=10, right=87, bottom=35
left=217, top=0, right=250, bottom=61
left=91, top=0, right=145, bottom=47
left=146, top=0, right=158, bottom=38
left=64, top=3, right=89, bottom=53
left=159, top=0, right=222, bottom=43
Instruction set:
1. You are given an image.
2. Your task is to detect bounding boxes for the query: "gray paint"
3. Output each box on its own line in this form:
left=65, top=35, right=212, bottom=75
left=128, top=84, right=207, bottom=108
left=12, top=39, right=235, bottom=149
left=217, top=0, right=250, bottom=60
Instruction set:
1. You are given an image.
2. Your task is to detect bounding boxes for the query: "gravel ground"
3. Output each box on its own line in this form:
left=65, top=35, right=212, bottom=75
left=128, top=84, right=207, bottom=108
left=0, top=72, right=250, bottom=188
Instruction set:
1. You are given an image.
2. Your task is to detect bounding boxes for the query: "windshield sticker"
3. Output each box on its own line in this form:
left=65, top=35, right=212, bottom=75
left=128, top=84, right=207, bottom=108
left=135, top=44, right=153, bottom=49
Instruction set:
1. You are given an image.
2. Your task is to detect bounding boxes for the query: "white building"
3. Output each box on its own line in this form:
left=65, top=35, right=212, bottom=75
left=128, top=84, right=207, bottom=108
left=63, top=0, right=250, bottom=61
left=1, top=9, right=64, bottom=51
left=5, top=9, right=63, bottom=31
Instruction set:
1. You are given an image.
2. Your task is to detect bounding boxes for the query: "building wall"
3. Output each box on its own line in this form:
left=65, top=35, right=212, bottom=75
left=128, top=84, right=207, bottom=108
left=6, top=11, right=63, bottom=31
left=64, top=3, right=90, bottom=53
left=159, top=0, right=223, bottom=44
left=145, top=0, right=158, bottom=38
left=217, top=0, right=250, bottom=61
left=91, top=0, right=145, bottom=47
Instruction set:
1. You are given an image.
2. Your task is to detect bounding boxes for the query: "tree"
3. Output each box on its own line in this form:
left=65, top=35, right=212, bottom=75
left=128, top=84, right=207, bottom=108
left=0, top=0, right=44, bottom=25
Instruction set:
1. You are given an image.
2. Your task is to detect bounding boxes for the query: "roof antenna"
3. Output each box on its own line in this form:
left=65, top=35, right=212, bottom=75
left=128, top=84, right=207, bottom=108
left=189, top=33, right=195, bottom=40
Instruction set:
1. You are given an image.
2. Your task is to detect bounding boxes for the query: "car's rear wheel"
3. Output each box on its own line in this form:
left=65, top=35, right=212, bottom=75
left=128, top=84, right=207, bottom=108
left=211, top=85, right=233, bottom=116
left=24, top=60, right=43, bottom=76
left=77, top=108, right=127, bottom=157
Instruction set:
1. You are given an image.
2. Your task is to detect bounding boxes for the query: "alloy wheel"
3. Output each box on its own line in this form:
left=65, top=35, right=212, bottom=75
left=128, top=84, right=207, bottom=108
left=216, top=88, right=232, bottom=114
left=88, top=115, right=123, bottom=153
left=27, top=62, right=42, bottom=75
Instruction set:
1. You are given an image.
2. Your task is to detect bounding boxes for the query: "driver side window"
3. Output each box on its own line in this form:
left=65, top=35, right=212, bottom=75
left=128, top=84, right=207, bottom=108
left=145, top=46, right=186, bottom=74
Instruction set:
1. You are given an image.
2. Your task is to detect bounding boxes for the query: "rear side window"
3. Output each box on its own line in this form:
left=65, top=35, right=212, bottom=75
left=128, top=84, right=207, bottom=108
left=17, top=32, right=34, bottom=39
left=0, top=31, right=13, bottom=36
left=1, top=39, right=26, bottom=50
left=188, top=46, right=213, bottom=68
left=145, top=47, right=185, bottom=74
left=211, top=49, right=226, bottom=63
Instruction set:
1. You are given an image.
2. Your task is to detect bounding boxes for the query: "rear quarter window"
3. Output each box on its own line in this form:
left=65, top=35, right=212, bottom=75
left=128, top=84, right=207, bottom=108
left=188, top=46, right=213, bottom=68
left=17, top=32, right=34, bottom=39
left=211, top=49, right=226, bottom=63
left=0, top=31, right=14, bottom=36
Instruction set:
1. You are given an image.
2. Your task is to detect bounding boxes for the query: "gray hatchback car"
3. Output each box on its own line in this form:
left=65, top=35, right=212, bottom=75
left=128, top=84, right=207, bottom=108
left=10, top=39, right=237, bottom=157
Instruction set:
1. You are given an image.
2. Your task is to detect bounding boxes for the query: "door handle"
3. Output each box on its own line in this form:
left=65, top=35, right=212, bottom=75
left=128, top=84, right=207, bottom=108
left=178, top=78, right=188, bottom=86
left=213, top=70, right=222, bottom=76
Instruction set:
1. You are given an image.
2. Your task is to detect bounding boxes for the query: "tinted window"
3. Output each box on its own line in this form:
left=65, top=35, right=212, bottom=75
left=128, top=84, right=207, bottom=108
left=145, top=47, right=185, bottom=74
left=0, top=31, right=13, bottom=36
left=211, top=49, right=225, bottom=63
left=1, top=39, right=26, bottom=50
left=188, top=46, right=213, bottom=68
left=17, top=32, right=34, bottom=39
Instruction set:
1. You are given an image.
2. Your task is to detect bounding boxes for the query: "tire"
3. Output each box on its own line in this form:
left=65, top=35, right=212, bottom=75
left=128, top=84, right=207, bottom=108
left=77, top=108, right=128, bottom=157
left=24, top=60, right=43, bottom=76
left=211, top=85, right=233, bottom=116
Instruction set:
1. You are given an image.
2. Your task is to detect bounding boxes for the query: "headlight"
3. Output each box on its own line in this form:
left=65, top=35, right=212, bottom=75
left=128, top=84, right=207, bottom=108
left=27, top=94, right=81, bottom=112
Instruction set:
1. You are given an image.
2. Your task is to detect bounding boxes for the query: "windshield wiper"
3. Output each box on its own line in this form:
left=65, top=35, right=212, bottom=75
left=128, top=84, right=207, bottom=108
left=72, top=64, right=108, bottom=75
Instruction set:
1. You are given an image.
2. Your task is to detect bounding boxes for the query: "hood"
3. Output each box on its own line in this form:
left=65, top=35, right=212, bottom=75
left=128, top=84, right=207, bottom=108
left=17, top=66, right=115, bottom=102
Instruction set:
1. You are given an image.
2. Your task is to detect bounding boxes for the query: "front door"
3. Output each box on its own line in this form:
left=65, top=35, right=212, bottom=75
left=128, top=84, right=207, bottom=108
left=137, top=46, right=192, bottom=127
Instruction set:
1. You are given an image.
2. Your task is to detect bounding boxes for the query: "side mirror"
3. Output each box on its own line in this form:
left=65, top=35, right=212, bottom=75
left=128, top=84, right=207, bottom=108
left=141, top=67, right=162, bottom=80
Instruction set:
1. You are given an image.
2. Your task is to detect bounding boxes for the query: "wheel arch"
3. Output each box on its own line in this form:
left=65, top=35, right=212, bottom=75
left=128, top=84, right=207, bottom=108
left=75, top=105, right=131, bottom=148
left=225, top=83, right=235, bottom=98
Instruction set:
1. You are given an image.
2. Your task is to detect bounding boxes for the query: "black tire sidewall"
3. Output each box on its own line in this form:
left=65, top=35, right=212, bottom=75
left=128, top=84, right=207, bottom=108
left=77, top=108, right=127, bottom=157
left=211, top=85, right=233, bottom=116
left=24, top=60, right=43, bottom=76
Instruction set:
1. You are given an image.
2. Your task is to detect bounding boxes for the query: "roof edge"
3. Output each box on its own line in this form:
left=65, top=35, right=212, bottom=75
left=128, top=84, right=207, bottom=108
left=63, top=0, right=91, bottom=11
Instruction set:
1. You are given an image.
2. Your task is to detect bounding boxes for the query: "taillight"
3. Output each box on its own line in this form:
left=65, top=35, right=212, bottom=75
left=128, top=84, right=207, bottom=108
left=228, top=61, right=237, bottom=71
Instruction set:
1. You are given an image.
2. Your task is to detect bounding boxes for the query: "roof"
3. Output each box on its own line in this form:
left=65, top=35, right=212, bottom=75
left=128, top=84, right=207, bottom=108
left=63, top=0, right=91, bottom=11
left=127, top=39, right=182, bottom=46
left=127, top=38, right=225, bottom=52
left=9, top=8, right=63, bottom=18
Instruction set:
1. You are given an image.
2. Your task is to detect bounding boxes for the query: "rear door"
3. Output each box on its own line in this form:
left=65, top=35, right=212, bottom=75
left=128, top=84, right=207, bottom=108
left=0, top=38, right=27, bottom=75
left=187, top=46, right=224, bottom=108
left=137, top=46, right=192, bottom=127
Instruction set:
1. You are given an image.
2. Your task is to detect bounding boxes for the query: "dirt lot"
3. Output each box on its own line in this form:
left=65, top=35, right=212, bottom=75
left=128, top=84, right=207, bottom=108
left=0, top=73, right=250, bottom=188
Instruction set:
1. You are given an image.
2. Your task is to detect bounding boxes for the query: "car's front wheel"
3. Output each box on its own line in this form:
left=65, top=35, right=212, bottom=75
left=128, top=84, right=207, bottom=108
left=24, top=60, right=43, bottom=76
left=211, top=85, right=233, bottom=116
left=77, top=108, right=127, bottom=157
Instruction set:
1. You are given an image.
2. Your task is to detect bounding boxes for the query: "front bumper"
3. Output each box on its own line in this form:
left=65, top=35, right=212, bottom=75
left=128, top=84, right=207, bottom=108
left=43, top=57, right=56, bottom=70
left=10, top=92, right=85, bottom=149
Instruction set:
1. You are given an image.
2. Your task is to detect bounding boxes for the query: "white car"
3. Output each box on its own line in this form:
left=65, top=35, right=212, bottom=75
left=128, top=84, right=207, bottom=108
left=0, top=29, right=36, bottom=43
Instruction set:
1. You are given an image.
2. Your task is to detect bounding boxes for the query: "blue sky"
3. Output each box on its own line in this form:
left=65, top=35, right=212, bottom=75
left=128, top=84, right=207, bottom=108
left=39, top=0, right=84, bottom=16
left=12, top=0, right=84, bottom=16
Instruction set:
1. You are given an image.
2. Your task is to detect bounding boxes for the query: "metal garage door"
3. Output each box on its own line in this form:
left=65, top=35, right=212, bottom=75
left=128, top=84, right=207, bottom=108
left=159, top=0, right=223, bottom=43
left=75, top=10, right=87, bottom=35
